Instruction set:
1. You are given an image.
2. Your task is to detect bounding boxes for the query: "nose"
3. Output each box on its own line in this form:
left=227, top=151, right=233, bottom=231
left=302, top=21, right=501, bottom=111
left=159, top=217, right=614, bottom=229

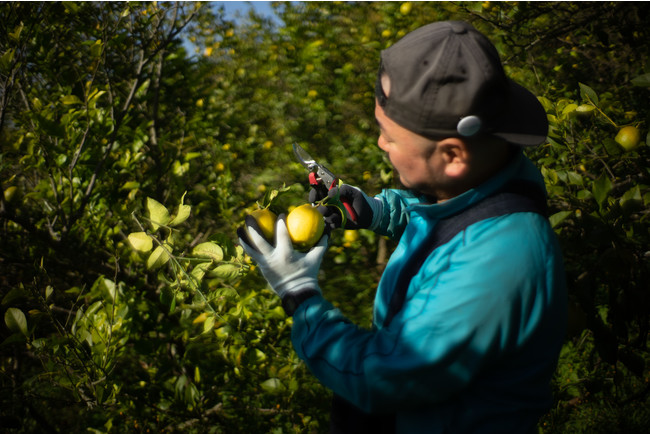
left=377, top=135, right=388, bottom=152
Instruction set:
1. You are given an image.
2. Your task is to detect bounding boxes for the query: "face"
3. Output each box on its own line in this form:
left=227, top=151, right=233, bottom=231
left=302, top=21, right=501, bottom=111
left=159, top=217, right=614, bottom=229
left=375, top=100, right=448, bottom=198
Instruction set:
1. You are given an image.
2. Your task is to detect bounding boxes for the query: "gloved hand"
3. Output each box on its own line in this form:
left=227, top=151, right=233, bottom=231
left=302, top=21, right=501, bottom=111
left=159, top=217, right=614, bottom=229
left=237, top=214, right=328, bottom=315
left=309, top=184, right=383, bottom=231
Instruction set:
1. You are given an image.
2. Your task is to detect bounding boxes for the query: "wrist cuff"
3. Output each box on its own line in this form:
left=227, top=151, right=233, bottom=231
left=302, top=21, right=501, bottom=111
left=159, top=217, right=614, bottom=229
left=368, top=197, right=384, bottom=231
left=281, top=289, right=320, bottom=316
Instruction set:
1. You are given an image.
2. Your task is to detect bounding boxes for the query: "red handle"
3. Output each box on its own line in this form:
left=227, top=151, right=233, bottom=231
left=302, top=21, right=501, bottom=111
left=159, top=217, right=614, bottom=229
left=341, top=198, right=358, bottom=223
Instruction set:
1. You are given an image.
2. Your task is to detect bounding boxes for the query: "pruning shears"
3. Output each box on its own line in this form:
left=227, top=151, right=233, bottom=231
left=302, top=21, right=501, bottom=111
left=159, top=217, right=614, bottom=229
left=292, top=143, right=358, bottom=223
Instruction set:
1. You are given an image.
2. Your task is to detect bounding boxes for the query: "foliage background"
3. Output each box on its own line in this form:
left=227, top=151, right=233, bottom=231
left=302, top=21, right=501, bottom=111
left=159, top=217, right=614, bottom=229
left=1, top=1, right=649, bottom=432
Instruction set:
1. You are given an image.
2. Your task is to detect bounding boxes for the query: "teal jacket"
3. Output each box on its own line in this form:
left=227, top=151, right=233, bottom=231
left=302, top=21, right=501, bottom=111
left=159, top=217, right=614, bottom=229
left=292, top=152, right=568, bottom=433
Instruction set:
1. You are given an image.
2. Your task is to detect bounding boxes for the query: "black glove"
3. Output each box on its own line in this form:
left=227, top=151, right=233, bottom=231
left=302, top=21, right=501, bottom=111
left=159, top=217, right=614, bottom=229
left=309, top=184, right=381, bottom=231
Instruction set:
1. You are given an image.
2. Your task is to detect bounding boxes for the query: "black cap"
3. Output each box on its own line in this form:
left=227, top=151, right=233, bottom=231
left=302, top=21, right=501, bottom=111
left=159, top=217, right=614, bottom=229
left=376, top=21, right=548, bottom=146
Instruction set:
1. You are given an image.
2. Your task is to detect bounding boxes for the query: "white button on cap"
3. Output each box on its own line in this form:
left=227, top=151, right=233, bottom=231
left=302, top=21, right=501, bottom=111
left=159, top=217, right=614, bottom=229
left=457, top=116, right=482, bottom=137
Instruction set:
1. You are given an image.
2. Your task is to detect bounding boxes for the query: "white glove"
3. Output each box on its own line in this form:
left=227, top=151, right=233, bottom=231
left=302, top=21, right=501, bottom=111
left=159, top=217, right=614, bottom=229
left=238, top=215, right=328, bottom=314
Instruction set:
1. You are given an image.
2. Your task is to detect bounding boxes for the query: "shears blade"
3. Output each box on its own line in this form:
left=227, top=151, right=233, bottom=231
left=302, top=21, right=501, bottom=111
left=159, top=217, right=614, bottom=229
left=292, top=143, right=337, bottom=190
left=293, top=143, right=318, bottom=171
left=292, top=143, right=358, bottom=223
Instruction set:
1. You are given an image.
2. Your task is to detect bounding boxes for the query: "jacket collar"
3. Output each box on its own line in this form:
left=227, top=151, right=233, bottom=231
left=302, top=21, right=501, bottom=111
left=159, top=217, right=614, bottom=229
left=407, top=150, right=543, bottom=220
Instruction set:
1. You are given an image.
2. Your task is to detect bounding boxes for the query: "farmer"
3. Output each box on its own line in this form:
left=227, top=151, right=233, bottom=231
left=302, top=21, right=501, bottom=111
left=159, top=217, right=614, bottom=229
left=238, top=20, right=567, bottom=434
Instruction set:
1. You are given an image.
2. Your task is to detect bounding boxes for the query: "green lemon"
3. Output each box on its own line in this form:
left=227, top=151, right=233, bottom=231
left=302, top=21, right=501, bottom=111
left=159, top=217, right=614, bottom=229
left=615, top=126, right=641, bottom=151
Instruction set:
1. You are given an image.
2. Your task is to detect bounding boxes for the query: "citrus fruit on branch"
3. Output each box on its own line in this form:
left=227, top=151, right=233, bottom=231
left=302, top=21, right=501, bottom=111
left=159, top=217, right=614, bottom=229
left=615, top=125, right=642, bottom=151
left=250, top=208, right=277, bottom=242
left=286, top=204, right=325, bottom=249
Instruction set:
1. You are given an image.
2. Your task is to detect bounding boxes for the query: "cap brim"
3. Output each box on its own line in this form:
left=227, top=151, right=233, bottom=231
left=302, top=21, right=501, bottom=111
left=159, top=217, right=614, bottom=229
left=492, top=80, right=549, bottom=147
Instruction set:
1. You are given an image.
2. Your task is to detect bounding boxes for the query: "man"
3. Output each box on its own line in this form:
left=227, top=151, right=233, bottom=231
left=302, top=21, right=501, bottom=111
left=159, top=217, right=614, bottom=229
left=238, top=21, right=567, bottom=433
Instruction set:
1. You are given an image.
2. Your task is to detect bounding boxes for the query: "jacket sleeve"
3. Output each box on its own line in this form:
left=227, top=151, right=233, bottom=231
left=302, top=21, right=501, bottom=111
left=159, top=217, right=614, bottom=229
left=371, top=189, right=417, bottom=240
left=291, top=213, right=566, bottom=413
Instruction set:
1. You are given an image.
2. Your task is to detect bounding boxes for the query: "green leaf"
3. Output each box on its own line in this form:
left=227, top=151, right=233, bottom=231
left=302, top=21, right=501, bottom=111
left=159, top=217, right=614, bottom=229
left=620, top=185, right=643, bottom=213
left=549, top=210, right=573, bottom=228
left=560, top=103, right=578, bottom=118
left=631, top=73, right=650, bottom=88
left=566, top=171, right=583, bottom=186
left=146, top=197, right=171, bottom=231
left=212, top=264, right=240, bottom=279
left=2, top=287, right=27, bottom=306
left=579, top=83, right=599, bottom=106
left=63, top=2, right=80, bottom=13
left=90, top=39, right=103, bottom=58
left=258, top=183, right=291, bottom=208
left=260, top=378, right=285, bottom=394
left=575, top=104, right=595, bottom=114
left=203, top=315, right=216, bottom=334
left=192, top=242, right=224, bottom=262
left=190, top=262, right=211, bottom=282
left=45, top=285, right=54, bottom=301
left=592, top=175, right=613, bottom=206
left=160, top=286, right=175, bottom=310
left=603, top=138, right=622, bottom=156
left=0, top=49, right=15, bottom=72
left=135, top=78, right=150, bottom=99
left=9, top=23, right=24, bottom=42
left=121, top=181, right=140, bottom=190
left=5, top=308, right=28, bottom=336
left=537, top=96, right=554, bottom=113
left=172, top=160, right=189, bottom=177
left=168, top=192, right=191, bottom=227
left=147, top=245, right=170, bottom=270
left=128, top=232, right=153, bottom=252
left=61, top=95, right=82, bottom=105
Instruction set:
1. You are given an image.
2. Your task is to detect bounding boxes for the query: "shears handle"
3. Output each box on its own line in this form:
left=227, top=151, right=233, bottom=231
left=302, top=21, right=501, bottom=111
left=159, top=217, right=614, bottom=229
left=340, top=198, right=358, bottom=223
left=309, top=174, right=357, bottom=223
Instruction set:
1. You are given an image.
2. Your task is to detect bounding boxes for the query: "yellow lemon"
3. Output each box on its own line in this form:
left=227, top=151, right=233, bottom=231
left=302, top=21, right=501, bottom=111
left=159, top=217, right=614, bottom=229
left=4, top=186, right=18, bottom=203
left=250, top=208, right=277, bottom=242
left=615, top=126, right=641, bottom=151
left=343, top=230, right=359, bottom=244
left=286, top=204, right=325, bottom=249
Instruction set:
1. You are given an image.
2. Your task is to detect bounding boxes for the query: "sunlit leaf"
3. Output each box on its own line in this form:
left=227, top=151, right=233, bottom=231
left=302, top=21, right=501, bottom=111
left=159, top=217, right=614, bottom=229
left=90, top=39, right=103, bottom=58
left=128, top=232, right=153, bottom=252
left=212, top=264, right=240, bottom=279
left=147, top=245, right=170, bottom=270
left=192, top=242, right=223, bottom=262
left=146, top=197, right=171, bottom=231
left=61, top=95, right=82, bottom=105
left=560, top=103, right=577, bottom=118
left=575, top=104, right=595, bottom=113
left=168, top=192, right=191, bottom=226
left=121, top=181, right=140, bottom=190
left=192, top=312, right=209, bottom=324
left=203, top=315, right=216, bottom=334
left=260, top=378, right=285, bottom=394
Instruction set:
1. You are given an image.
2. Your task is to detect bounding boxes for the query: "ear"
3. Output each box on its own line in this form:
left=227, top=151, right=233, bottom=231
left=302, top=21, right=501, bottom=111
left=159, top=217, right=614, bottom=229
left=438, top=138, right=470, bottom=178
